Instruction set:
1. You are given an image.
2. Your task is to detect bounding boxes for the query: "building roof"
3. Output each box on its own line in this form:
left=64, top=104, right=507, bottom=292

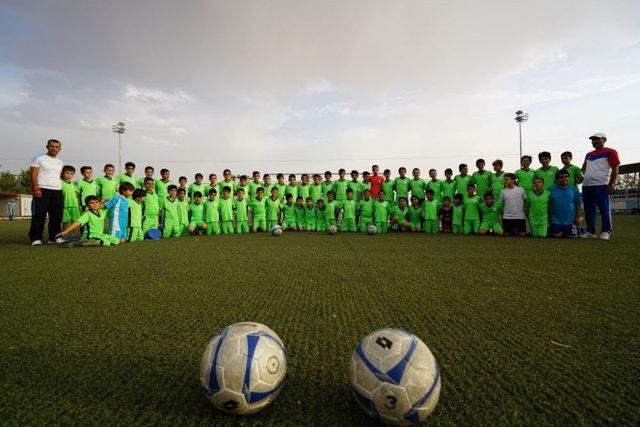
left=619, top=163, right=640, bottom=174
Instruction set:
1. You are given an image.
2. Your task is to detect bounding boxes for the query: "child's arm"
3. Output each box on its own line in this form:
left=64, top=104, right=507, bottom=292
left=56, top=220, right=82, bottom=237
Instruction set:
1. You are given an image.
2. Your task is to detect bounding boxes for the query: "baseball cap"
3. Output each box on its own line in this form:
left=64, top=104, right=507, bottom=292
left=589, top=132, right=607, bottom=139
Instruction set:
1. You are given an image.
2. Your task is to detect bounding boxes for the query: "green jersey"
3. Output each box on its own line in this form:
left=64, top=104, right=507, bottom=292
left=391, top=205, right=409, bottom=222
left=361, top=181, right=371, bottom=196
left=275, top=183, right=288, bottom=202
left=526, top=190, right=550, bottom=221
left=96, top=176, right=117, bottom=200
left=294, top=205, right=306, bottom=225
left=298, top=183, right=311, bottom=202
left=262, top=182, right=275, bottom=199
left=322, top=181, right=334, bottom=201
left=204, top=199, right=220, bottom=222
left=304, top=206, right=316, bottom=227
left=381, top=179, right=395, bottom=203
left=220, top=179, right=237, bottom=196
left=515, top=168, right=534, bottom=193
left=422, top=198, right=440, bottom=221
left=155, top=179, right=173, bottom=200
left=78, top=209, right=107, bottom=239
left=162, top=198, right=179, bottom=224
left=248, top=180, right=262, bottom=201
left=234, top=199, right=248, bottom=222
left=373, top=200, right=389, bottom=223
left=462, top=194, right=481, bottom=220
left=75, top=179, right=97, bottom=207
left=480, top=202, right=502, bottom=224
left=564, top=164, right=584, bottom=187
left=393, top=177, right=410, bottom=199
left=491, top=172, right=507, bottom=199
left=347, top=180, right=361, bottom=201
left=454, top=174, right=473, bottom=195
left=286, top=184, right=299, bottom=201
left=358, top=199, right=374, bottom=221
left=342, top=199, right=357, bottom=220
left=281, top=202, right=297, bottom=223
left=409, top=178, right=426, bottom=200
left=534, top=166, right=559, bottom=191
left=188, top=183, right=207, bottom=202
left=219, top=196, right=234, bottom=221
left=452, top=204, right=464, bottom=226
left=137, top=177, right=154, bottom=189
left=236, top=184, right=249, bottom=199
left=265, top=197, right=281, bottom=221
left=177, top=199, right=189, bottom=225
left=333, top=179, right=349, bottom=201
left=116, top=173, right=137, bottom=187
left=128, top=200, right=143, bottom=228
left=441, top=180, right=456, bottom=202
left=203, top=183, right=221, bottom=198
left=189, top=202, right=204, bottom=222
left=249, top=197, right=267, bottom=220
left=309, top=183, right=323, bottom=203
left=315, top=207, right=327, bottom=224
left=143, top=191, right=159, bottom=216
left=408, top=205, right=423, bottom=225
left=426, top=179, right=443, bottom=201
left=472, top=171, right=492, bottom=198
left=325, top=200, right=340, bottom=219
left=61, top=179, right=79, bottom=208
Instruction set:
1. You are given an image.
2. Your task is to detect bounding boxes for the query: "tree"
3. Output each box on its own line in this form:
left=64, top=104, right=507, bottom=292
left=0, top=171, right=18, bottom=193
left=616, top=173, right=639, bottom=190
left=17, top=169, right=32, bottom=194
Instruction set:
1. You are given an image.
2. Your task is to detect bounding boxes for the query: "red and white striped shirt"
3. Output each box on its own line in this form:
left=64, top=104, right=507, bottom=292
left=582, top=147, right=620, bottom=186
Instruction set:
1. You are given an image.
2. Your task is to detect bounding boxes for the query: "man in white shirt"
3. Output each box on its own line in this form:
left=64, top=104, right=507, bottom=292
left=28, top=139, right=65, bottom=245
left=499, top=173, right=527, bottom=236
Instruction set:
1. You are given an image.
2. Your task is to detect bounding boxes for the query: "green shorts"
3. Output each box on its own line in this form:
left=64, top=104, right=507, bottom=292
left=480, top=220, right=503, bottom=234
left=464, top=219, right=480, bottom=235
left=359, top=218, right=373, bottom=232
left=162, top=222, right=182, bottom=238
left=127, top=227, right=144, bottom=242
left=340, top=218, right=356, bottom=232
left=63, top=207, right=80, bottom=224
left=189, top=220, right=206, bottom=229
left=142, top=215, right=159, bottom=232
left=375, top=220, right=388, bottom=233
left=530, top=219, right=548, bottom=238
left=236, top=220, right=249, bottom=234
left=423, top=219, right=439, bottom=234
left=452, top=224, right=463, bottom=234
left=221, top=221, right=234, bottom=234
left=283, top=220, right=297, bottom=230
left=267, top=220, right=279, bottom=230
left=253, top=217, right=267, bottom=231
left=89, top=233, right=120, bottom=246
left=316, top=221, right=327, bottom=232
left=206, top=221, right=220, bottom=235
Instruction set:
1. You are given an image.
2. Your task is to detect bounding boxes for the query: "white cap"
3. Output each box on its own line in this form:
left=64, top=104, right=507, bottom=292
left=589, top=132, right=607, bottom=139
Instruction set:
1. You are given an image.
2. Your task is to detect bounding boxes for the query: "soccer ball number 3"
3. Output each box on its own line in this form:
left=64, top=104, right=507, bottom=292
left=350, top=328, right=441, bottom=425
left=200, top=322, right=288, bottom=415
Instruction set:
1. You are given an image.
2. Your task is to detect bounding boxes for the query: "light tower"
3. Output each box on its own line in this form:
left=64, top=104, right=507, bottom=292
left=112, top=122, right=126, bottom=173
left=514, top=110, right=528, bottom=160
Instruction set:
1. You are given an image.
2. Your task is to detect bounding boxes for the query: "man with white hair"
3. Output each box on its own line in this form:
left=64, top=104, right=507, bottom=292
left=581, top=133, right=620, bottom=240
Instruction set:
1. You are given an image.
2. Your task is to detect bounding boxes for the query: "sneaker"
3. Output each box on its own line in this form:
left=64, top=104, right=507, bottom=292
left=600, top=232, right=611, bottom=240
left=48, top=238, right=66, bottom=244
left=581, top=232, right=597, bottom=239
left=31, top=240, right=42, bottom=246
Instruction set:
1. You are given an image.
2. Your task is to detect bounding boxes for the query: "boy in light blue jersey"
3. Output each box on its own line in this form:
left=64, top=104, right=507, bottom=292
left=104, top=182, right=134, bottom=243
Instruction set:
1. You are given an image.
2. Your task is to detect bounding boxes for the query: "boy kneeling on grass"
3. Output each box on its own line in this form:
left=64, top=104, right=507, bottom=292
left=56, top=195, right=120, bottom=247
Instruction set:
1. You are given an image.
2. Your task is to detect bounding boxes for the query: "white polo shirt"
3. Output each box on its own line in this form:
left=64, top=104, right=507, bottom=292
left=30, top=153, right=64, bottom=190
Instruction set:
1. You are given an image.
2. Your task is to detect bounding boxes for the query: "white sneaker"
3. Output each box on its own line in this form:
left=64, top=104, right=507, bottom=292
left=31, top=240, right=42, bottom=246
left=581, top=232, right=597, bottom=239
left=600, top=232, right=611, bottom=240
left=55, top=237, right=66, bottom=244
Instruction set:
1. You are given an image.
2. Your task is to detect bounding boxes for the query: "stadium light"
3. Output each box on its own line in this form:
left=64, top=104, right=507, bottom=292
left=112, top=122, right=126, bottom=173
left=514, top=110, right=529, bottom=160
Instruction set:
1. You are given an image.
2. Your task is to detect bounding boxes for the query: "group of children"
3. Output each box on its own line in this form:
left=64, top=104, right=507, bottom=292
left=56, top=151, right=586, bottom=246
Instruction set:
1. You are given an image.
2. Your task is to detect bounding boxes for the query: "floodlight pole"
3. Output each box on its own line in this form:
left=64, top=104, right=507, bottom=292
left=112, top=122, right=126, bottom=173
left=514, top=110, right=529, bottom=160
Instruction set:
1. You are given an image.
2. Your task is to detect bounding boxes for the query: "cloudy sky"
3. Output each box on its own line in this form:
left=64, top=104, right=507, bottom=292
left=1, top=0, right=639, bottom=179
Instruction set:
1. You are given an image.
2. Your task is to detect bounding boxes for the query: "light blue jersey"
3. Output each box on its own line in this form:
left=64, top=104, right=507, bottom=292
left=105, top=194, right=129, bottom=240
left=549, top=185, right=581, bottom=225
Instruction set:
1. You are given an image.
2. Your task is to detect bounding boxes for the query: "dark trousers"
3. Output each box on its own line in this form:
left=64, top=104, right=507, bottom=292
left=583, top=185, right=612, bottom=234
left=28, top=188, right=63, bottom=242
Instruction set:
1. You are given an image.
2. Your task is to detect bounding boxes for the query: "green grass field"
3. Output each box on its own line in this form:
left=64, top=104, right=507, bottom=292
left=1, top=218, right=639, bottom=425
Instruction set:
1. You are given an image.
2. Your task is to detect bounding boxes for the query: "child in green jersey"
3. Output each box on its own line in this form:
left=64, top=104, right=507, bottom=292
left=283, top=174, right=296, bottom=203
left=358, top=189, right=374, bottom=232
left=348, top=170, right=361, bottom=201
left=373, top=190, right=390, bottom=233
left=439, top=196, right=453, bottom=233
left=188, top=173, right=206, bottom=203
left=408, top=196, right=423, bottom=232
left=137, top=166, right=155, bottom=189
left=310, top=174, right=324, bottom=203
left=276, top=173, right=288, bottom=203
left=361, top=171, right=372, bottom=196
left=491, top=159, right=506, bottom=200
left=128, top=189, right=146, bottom=242
left=322, top=171, right=334, bottom=202
left=265, top=187, right=281, bottom=230
left=394, top=167, right=410, bottom=203
left=526, top=177, right=550, bottom=238
left=409, top=168, right=426, bottom=204
left=237, top=175, right=249, bottom=201
left=281, top=193, right=297, bottom=231
left=295, top=196, right=306, bottom=231
left=261, top=174, right=274, bottom=199
left=75, top=166, right=98, bottom=211
left=96, top=164, right=117, bottom=201
left=204, top=189, right=221, bottom=235
left=219, top=186, right=235, bottom=234
left=426, top=169, right=443, bottom=202
left=248, top=171, right=262, bottom=201
left=391, top=197, right=410, bottom=231
left=304, top=197, right=317, bottom=231
left=178, top=176, right=188, bottom=197
left=142, top=177, right=160, bottom=232
left=61, top=165, right=80, bottom=230
left=515, top=155, right=534, bottom=193
left=334, top=168, right=349, bottom=202
left=560, top=151, right=584, bottom=187
left=534, top=151, right=559, bottom=191
left=116, top=162, right=138, bottom=189
left=203, top=173, right=219, bottom=202
left=472, top=159, right=492, bottom=200
left=315, top=199, right=328, bottom=232
left=325, top=191, right=340, bottom=228
left=234, top=188, right=249, bottom=233
left=340, top=189, right=357, bottom=232
left=155, top=168, right=173, bottom=210
left=381, top=169, right=395, bottom=205
left=188, top=191, right=207, bottom=235
left=162, top=185, right=182, bottom=238
left=422, top=189, right=440, bottom=234
left=479, top=192, right=504, bottom=236
left=441, top=168, right=456, bottom=202
left=463, top=184, right=481, bottom=235
left=56, top=196, right=120, bottom=247
left=221, top=169, right=237, bottom=197
left=454, top=163, right=472, bottom=196
left=249, top=187, right=267, bottom=232
left=298, top=174, right=311, bottom=203
left=177, top=188, right=189, bottom=236
left=452, top=194, right=464, bottom=234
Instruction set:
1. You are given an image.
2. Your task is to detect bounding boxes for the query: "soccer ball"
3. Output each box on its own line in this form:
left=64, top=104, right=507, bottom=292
left=328, top=225, right=338, bottom=235
left=200, top=322, right=288, bottom=415
left=350, top=328, right=441, bottom=425
left=367, top=225, right=377, bottom=235
left=271, top=226, right=283, bottom=236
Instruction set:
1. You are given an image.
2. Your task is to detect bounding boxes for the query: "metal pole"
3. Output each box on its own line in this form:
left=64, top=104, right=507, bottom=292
left=518, top=121, right=522, bottom=160
left=118, top=133, right=122, bottom=174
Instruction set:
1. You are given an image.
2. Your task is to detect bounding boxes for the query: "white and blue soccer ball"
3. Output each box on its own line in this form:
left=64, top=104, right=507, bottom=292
left=367, top=225, right=377, bottom=235
left=328, top=225, right=338, bottom=235
left=350, top=328, right=441, bottom=425
left=200, top=322, right=287, bottom=415
left=271, top=225, right=283, bottom=236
